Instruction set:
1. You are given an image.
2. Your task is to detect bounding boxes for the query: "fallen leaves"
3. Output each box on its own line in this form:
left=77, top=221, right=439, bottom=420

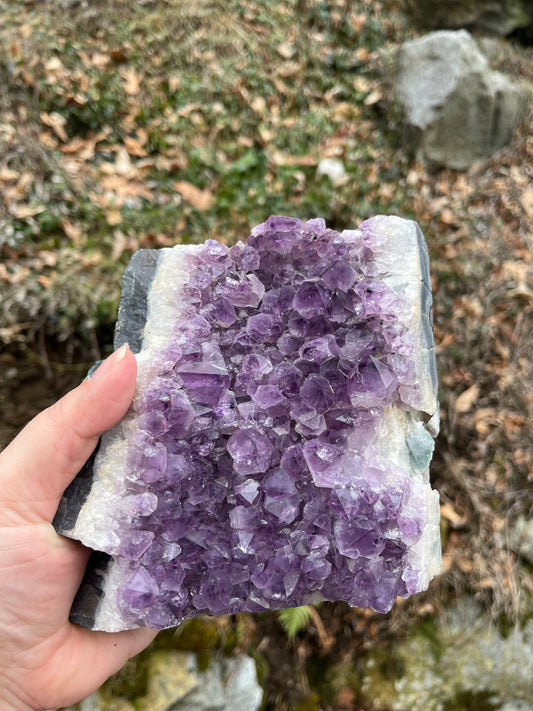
left=519, top=187, right=533, bottom=218
left=0, top=166, right=19, bottom=182
left=8, top=203, right=46, bottom=219
left=173, top=181, right=216, bottom=210
left=59, top=219, right=81, bottom=244
left=440, top=502, right=468, bottom=528
left=40, top=112, right=68, bottom=142
left=454, top=384, right=480, bottom=413
left=276, top=41, right=296, bottom=59
left=121, top=67, right=143, bottom=96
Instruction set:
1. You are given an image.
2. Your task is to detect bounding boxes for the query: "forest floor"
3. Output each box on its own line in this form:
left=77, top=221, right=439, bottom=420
left=0, top=1, right=532, bottom=709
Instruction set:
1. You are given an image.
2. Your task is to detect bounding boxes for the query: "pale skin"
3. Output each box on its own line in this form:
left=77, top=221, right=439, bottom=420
left=0, top=344, right=157, bottom=711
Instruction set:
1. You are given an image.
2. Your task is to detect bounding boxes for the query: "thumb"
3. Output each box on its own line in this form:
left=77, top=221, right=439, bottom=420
left=0, top=344, right=137, bottom=523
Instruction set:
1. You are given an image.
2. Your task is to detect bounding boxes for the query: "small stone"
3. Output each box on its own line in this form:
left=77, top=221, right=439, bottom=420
left=316, top=158, right=347, bottom=184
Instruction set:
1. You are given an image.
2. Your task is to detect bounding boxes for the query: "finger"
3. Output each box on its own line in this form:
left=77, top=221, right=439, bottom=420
left=46, top=625, right=158, bottom=708
left=0, top=344, right=137, bottom=523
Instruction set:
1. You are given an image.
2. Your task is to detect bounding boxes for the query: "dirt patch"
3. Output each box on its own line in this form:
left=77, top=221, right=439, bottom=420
left=0, top=345, right=87, bottom=449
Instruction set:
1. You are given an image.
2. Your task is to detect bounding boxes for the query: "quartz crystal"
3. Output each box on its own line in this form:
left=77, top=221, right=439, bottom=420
left=54, top=215, right=441, bottom=632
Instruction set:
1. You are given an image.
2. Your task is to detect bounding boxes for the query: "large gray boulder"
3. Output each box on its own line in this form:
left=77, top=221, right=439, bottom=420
left=396, top=30, right=523, bottom=170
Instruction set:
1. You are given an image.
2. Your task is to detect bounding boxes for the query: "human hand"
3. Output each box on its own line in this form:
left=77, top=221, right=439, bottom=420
left=0, top=345, right=157, bottom=711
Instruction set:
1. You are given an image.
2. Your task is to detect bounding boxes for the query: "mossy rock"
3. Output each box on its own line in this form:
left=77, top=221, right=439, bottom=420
left=362, top=599, right=533, bottom=711
left=135, top=650, right=199, bottom=711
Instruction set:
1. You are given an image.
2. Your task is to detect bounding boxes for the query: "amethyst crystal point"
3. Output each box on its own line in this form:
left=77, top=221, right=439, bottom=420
left=54, top=215, right=441, bottom=632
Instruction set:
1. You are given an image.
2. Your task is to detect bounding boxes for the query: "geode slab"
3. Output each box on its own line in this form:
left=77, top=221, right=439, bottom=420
left=54, top=215, right=441, bottom=632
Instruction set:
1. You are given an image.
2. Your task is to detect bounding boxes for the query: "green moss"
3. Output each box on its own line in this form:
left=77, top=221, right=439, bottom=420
left=442, top=690, right=498, bottom=711
left=102, top=653, right=150, bottom=700
left=171, top=617, right=225, bottom=653
left=417, top=616, right=444, bottom=662
left=296, top=691, right=322, bottom=711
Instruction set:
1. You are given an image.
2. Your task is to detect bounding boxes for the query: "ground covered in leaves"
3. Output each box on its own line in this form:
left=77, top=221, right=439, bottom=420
left=0, top=0, right=532, bottom=709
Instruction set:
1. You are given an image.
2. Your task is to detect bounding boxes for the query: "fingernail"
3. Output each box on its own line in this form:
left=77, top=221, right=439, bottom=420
left=91, top=344, right=129, bottom=381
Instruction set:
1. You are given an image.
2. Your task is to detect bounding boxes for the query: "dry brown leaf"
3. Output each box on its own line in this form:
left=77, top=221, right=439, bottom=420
left=105, top=209, right=123, bottom=226
left=277, top=42, right=295, bottom=59
left=9, top=37, right=22, bottom=60
left=270, top=151, right=317, bottom=167
left=250, top=96, right=267, bottom=115
left=440, top=503, right=468, bottom=528
left=520, top=187, right=533, bottom=218
left=40, top=112, right=68, bottom=142
left=80, top=253, right=103, bottom=268
left=140, top=232, right=176, bottom=248
left=100, top=175, right=154, bottom=201
left=176, top=103, right=203, bottom=118
left=36, top=250, right=58, bottom=267
left=44, top=56, right=64, bottom=76
left=88, top=191, right=110, bottom=209
left=9, top=203, right=46, bottom=219
left=78, top=50, right=109, bottom=69
left=6, top=265, right=30, bottom=284
left=364, top=89, right=382, bottom=106
left=440, top=554, right=454, bottom=574
left=111, top=230, right=129, bottom=260
left=37, top=274, right=54, bottom=289
left=456, top=558, right=474, bottom=574
left=473, top=407, right=500, bottom=435
left=455, top=384, right=479, bottom=413
left=124, top=136, right=148, bottom=157
left=435, top=332, right=455, bottom=353
left=0, top=167, right=19, bottom=182
left=60, top=218, right=82, bottom=244
left=61, top=137, right=90, bottom=156
left=115, top=147, right=134, bottom=175
left=168, top=75, right=180, bottom=94
left=121, top=67, right=142, bottom=96
left=110, top=48, right=128, bottom=63
left=440, top=207, right=456, bottom=226
left=353, top=76, right=371, bottom=93
left=355, top=47, right=371, bottom=62
left=174, top=181, right=215, bottom=210
left=258, top=127, right=275, bottom=145
left=503, top=414, right=526, bottom=434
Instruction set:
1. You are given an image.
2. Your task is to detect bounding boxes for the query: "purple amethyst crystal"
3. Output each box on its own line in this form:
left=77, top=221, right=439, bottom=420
left=54, top=215, right=441, bottom=632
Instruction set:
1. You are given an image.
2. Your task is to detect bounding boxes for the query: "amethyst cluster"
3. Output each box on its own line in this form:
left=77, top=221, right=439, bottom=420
left=54, top=215, right=441, bottom=632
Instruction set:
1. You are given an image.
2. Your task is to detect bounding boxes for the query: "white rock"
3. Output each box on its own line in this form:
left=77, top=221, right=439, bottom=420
left=396, top=30, right=522, bottom=169
left=316, top=158, right=347, bottom=184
